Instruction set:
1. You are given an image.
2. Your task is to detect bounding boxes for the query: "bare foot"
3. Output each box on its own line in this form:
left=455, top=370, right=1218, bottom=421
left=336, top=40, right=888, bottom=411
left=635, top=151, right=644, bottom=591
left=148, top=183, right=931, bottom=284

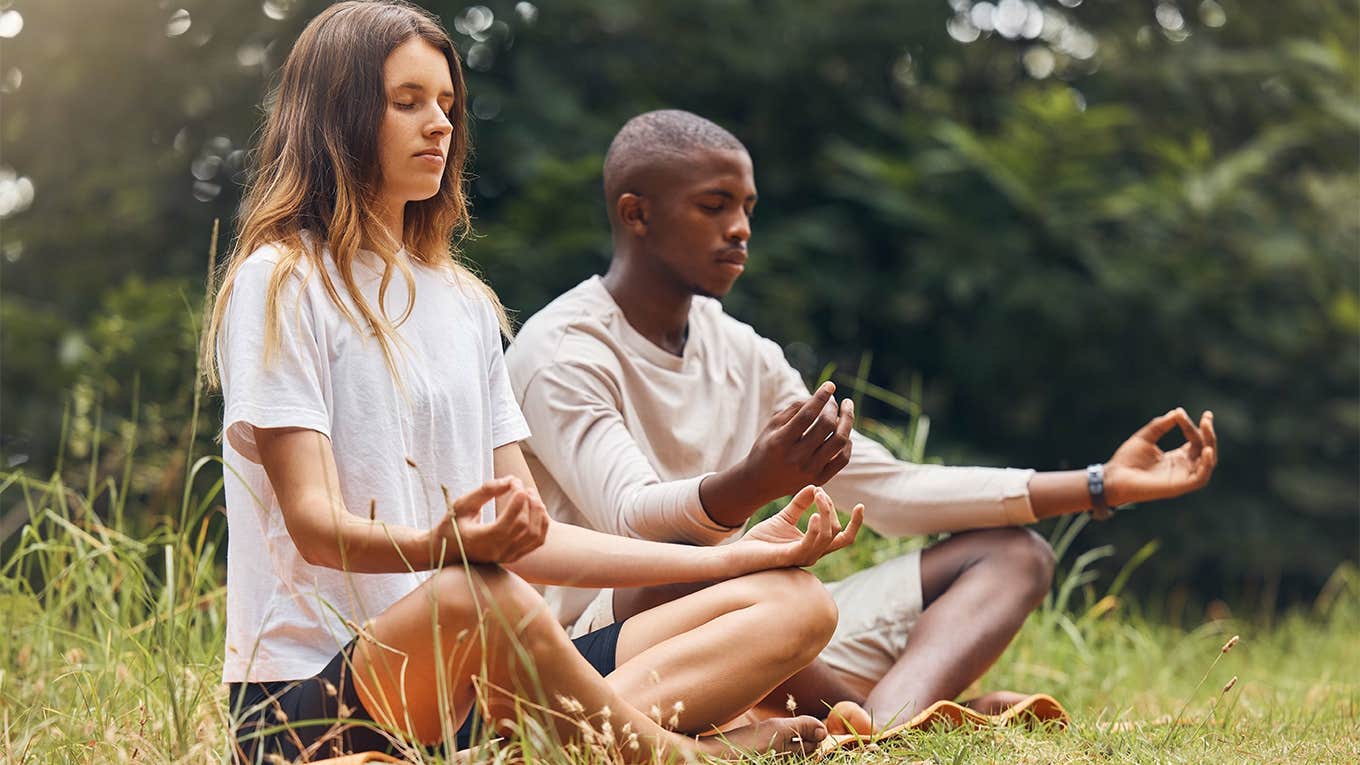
left=959, top=690, right=1030, bottom=716
left=699, top=715, right=828, bottom=757
left=824, top=700, right=874, bottom=736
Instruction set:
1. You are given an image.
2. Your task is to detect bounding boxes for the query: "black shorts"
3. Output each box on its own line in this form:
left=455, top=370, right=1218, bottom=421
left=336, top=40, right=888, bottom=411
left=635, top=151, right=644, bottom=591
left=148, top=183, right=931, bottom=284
left=229, top=620, right=625, bottom=762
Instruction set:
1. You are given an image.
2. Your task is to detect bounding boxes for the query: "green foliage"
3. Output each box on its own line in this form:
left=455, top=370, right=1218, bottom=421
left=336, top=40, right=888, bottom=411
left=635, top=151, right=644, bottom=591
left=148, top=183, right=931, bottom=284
left=1, top=0, right=1355, bottom=602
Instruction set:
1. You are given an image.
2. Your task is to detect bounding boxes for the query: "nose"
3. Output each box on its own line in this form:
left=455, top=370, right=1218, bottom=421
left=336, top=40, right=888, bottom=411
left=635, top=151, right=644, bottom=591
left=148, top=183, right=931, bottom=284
left=425, top=104, right=453, bottom=139
left=727, top=209, right=751, bottom=244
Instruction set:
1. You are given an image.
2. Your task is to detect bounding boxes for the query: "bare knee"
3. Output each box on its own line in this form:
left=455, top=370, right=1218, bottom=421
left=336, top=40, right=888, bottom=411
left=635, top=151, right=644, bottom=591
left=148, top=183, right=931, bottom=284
left=992, top=528, right=1055, bottom=606
left=747, top=568, right=838, bottom=660
left=430, top=565, right=550, bottom=630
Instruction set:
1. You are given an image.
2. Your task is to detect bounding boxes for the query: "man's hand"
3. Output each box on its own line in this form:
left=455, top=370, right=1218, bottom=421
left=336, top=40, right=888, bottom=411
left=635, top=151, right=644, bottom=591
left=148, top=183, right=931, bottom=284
left=732, top=485, right=864, bottom=570
left=743, top=381, right=855, bottom=499
left=435, top=477, right=550, bottom=565
left=1104, top=408, right=1218, bottom=507
left=699, top=382, right=854, bottom=528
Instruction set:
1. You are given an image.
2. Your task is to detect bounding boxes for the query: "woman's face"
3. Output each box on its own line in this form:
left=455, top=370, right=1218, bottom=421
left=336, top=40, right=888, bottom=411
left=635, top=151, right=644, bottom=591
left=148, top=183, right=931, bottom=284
left=375, top=37, right=456, bottom=213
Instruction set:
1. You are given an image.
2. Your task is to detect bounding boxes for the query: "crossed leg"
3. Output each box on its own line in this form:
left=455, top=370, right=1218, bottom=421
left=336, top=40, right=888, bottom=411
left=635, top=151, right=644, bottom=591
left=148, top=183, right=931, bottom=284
left=350, top=564, right=831, bottom=759
left=782, top=527, right=1056, bottom=727
left=665, top=526, right=1055, bottom=730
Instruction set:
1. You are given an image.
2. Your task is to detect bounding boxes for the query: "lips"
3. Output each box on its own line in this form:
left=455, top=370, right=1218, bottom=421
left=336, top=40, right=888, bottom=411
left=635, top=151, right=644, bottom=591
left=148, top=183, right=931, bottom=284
left=414, top=148, right=445, bottom=161
left=716, top=249, right=748, bottom=266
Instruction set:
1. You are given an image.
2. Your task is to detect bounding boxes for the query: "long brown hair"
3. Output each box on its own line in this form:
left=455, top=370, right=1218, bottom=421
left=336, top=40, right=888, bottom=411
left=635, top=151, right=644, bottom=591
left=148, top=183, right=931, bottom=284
left=201, top=0, right=509, bottom=389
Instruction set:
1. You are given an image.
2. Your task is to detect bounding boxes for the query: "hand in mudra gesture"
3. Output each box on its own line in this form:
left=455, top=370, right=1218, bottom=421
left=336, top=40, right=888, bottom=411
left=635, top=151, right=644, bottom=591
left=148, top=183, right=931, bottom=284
left=1105, top=408, right=1218, bottom=507
left=437, top=476, right=550, bottom=565
left=737, top=485, right=864, bottom=568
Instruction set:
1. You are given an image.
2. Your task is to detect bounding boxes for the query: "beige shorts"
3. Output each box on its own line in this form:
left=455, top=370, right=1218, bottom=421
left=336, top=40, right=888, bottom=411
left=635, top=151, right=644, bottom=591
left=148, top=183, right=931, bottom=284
left=571, top=550, right=924, bottom=684
left=819, top=550, right=924, bottom=684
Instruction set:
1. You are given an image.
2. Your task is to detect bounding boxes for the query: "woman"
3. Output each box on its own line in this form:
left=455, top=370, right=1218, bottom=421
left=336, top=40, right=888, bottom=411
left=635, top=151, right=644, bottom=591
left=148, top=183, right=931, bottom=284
left=202, top=2, right=863, bottom=761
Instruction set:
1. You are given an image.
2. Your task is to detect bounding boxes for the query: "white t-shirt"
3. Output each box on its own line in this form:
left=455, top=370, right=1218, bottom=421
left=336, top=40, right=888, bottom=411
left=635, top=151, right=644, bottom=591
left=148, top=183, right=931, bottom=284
left=218, top=243, right=529, bottom=683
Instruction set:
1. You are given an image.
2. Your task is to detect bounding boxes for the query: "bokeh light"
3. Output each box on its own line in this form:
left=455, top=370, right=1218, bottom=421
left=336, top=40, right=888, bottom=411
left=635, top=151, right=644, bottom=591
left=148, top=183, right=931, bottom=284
left=0, top=10, right=22, bottom=38
left=0, top=167, right=36, bottom=218
left=1200, top=0, right=1227, bottom=28
left=515, top=2, right=539, bottom=24
left=165, top=9, right=191, bottom=38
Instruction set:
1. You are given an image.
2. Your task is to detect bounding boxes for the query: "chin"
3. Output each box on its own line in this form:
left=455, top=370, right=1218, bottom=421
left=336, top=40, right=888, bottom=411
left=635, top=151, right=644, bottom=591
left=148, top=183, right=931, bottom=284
left=413, top=183, right=443, bottom=201
left=692, top=281, right=737, bottom=300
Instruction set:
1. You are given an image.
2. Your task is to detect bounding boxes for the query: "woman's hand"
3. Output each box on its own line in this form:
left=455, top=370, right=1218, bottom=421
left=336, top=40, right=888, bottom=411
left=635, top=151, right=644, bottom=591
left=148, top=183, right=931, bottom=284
left=435, top=476, right=550, bottom=565
left=732, top=485, right=864, bottom=570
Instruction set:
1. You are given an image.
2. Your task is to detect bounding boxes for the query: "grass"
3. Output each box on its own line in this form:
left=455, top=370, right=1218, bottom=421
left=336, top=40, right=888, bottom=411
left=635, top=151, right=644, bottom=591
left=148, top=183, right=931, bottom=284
left=2, top=370, right=1357, bottom=765
left=2, top=461, right=1356, bottom=765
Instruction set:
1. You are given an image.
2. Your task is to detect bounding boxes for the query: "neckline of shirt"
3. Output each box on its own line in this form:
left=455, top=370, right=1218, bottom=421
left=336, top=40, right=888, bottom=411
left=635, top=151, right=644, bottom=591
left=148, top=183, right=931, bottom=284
left=586, top=276, right=704, bottom=372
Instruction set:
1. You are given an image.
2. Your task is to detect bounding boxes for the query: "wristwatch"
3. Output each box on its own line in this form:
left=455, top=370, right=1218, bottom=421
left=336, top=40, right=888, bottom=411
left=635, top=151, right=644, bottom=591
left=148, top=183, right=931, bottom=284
left=1087, top=463, right=1116, bottom=521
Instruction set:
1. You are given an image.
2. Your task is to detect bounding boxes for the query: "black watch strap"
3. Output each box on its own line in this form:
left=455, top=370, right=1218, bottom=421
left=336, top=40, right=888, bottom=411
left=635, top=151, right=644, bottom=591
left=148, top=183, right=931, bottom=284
left=1087, top=463, right=1115, bottom=521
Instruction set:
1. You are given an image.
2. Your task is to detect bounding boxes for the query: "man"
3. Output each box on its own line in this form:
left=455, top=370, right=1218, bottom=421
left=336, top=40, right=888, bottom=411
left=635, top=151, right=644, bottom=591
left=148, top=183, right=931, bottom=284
left=504, top=110, right=1218, bottom=727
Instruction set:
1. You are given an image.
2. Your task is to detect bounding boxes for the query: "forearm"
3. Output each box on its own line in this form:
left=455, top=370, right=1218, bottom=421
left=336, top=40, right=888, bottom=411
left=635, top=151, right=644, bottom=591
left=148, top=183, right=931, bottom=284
left=507, top=520, right=736, bottom=588
left=1026, top=470, right=1094, bottom=520
left=288, top=505, right=444, bottom=573
left=697, top=460, right=776, bottom=528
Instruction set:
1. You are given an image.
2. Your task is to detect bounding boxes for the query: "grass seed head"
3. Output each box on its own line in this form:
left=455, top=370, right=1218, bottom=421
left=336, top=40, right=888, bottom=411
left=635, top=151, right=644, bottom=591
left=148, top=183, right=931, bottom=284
left=1221, top=675, right=1238, bottom=694
left=556, top=694, right=585, bottom=715
left=786, top=693, right=797, bottom=714
left=1221, top=635, right=1240, bottom=653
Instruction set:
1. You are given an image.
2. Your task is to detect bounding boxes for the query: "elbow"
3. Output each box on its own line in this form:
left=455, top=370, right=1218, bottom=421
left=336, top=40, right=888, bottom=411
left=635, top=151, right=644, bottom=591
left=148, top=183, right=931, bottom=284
left=284, top=511, right=346, bottom=569
left=294, top=536, right=342, bottom=569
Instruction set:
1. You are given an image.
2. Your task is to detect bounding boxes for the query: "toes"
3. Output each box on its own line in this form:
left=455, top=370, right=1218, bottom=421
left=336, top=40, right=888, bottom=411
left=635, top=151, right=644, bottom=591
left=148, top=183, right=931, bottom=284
left=825, top=700, right=872, bottom=736
left=789, top=715, right=827, bottom=753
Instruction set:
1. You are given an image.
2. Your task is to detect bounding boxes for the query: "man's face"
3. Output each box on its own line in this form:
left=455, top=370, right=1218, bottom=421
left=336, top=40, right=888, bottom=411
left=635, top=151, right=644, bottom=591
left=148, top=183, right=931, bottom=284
left=645, top=148, right=757, bottom=299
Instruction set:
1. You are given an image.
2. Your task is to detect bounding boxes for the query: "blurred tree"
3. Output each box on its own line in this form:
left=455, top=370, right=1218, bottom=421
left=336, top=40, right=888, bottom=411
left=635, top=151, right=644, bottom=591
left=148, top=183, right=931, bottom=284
left=1, top=0, right=1355, bottom=606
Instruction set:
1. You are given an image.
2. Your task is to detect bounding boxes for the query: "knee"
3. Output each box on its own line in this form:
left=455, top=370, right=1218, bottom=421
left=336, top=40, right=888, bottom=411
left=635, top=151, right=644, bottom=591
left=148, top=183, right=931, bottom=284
left=750, top=568, right=838, bottom=657
left=993, top=528, right=1055, bottom=605
left=430, top=565, right=550, bottom=631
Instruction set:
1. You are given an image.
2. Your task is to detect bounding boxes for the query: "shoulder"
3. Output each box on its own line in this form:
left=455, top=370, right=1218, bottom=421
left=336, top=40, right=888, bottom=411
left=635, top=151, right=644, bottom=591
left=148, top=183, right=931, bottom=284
left=510, top=278, right=618, bottom=365
left=231, top=242, right=318, bottom=295
left=508, top=278, right=623, bottom=390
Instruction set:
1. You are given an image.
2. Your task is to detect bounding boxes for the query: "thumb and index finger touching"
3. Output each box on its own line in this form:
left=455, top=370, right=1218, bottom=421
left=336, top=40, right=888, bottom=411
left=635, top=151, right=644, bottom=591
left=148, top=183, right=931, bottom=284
left=1135, top=407, right=1212, bottom=450
left=450, top=476, right=519, bottom=518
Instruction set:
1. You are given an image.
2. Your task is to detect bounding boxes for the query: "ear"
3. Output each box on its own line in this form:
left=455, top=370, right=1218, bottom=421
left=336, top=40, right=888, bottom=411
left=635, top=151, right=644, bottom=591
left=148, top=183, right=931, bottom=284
left=617, top=193, right=649, bottom=237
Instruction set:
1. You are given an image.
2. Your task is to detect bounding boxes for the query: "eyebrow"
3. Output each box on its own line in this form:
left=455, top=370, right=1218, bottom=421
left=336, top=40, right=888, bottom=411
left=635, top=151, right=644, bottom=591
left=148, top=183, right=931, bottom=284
left=697, top=188, right=759, bottom=203
left=394, top=82, right=456, bottom=99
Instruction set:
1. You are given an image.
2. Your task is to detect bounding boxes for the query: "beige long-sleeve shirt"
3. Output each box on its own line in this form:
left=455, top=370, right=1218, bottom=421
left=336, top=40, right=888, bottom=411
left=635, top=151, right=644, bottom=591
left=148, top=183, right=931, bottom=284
left=506, top=277, right=1037, bottom=627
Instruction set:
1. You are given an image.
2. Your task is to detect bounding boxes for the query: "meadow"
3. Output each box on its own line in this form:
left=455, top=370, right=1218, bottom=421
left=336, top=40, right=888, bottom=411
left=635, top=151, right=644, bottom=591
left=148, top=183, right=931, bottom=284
left=2, top=431, right=1355, bottom=765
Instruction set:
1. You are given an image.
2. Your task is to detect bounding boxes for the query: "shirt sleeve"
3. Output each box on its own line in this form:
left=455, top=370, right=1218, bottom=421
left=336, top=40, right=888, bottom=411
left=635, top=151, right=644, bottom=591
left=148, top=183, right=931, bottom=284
left=519, top=360, right=739, bottom=545
left=218, top=256, right=332, bottom=464
left=824, top=432, right=1037, bottom=535
left=757, top=335, right=1038, bottom=534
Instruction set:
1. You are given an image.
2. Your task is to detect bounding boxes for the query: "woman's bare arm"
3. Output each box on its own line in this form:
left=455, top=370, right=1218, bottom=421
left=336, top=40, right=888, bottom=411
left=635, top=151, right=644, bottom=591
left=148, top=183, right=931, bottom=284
left=494, top=442, right=861, bottom=587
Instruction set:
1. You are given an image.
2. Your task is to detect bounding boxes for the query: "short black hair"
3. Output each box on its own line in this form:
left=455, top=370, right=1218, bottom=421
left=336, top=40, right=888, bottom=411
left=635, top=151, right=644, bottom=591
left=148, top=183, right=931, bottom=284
left=603, top=110, right=747, bottom=222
